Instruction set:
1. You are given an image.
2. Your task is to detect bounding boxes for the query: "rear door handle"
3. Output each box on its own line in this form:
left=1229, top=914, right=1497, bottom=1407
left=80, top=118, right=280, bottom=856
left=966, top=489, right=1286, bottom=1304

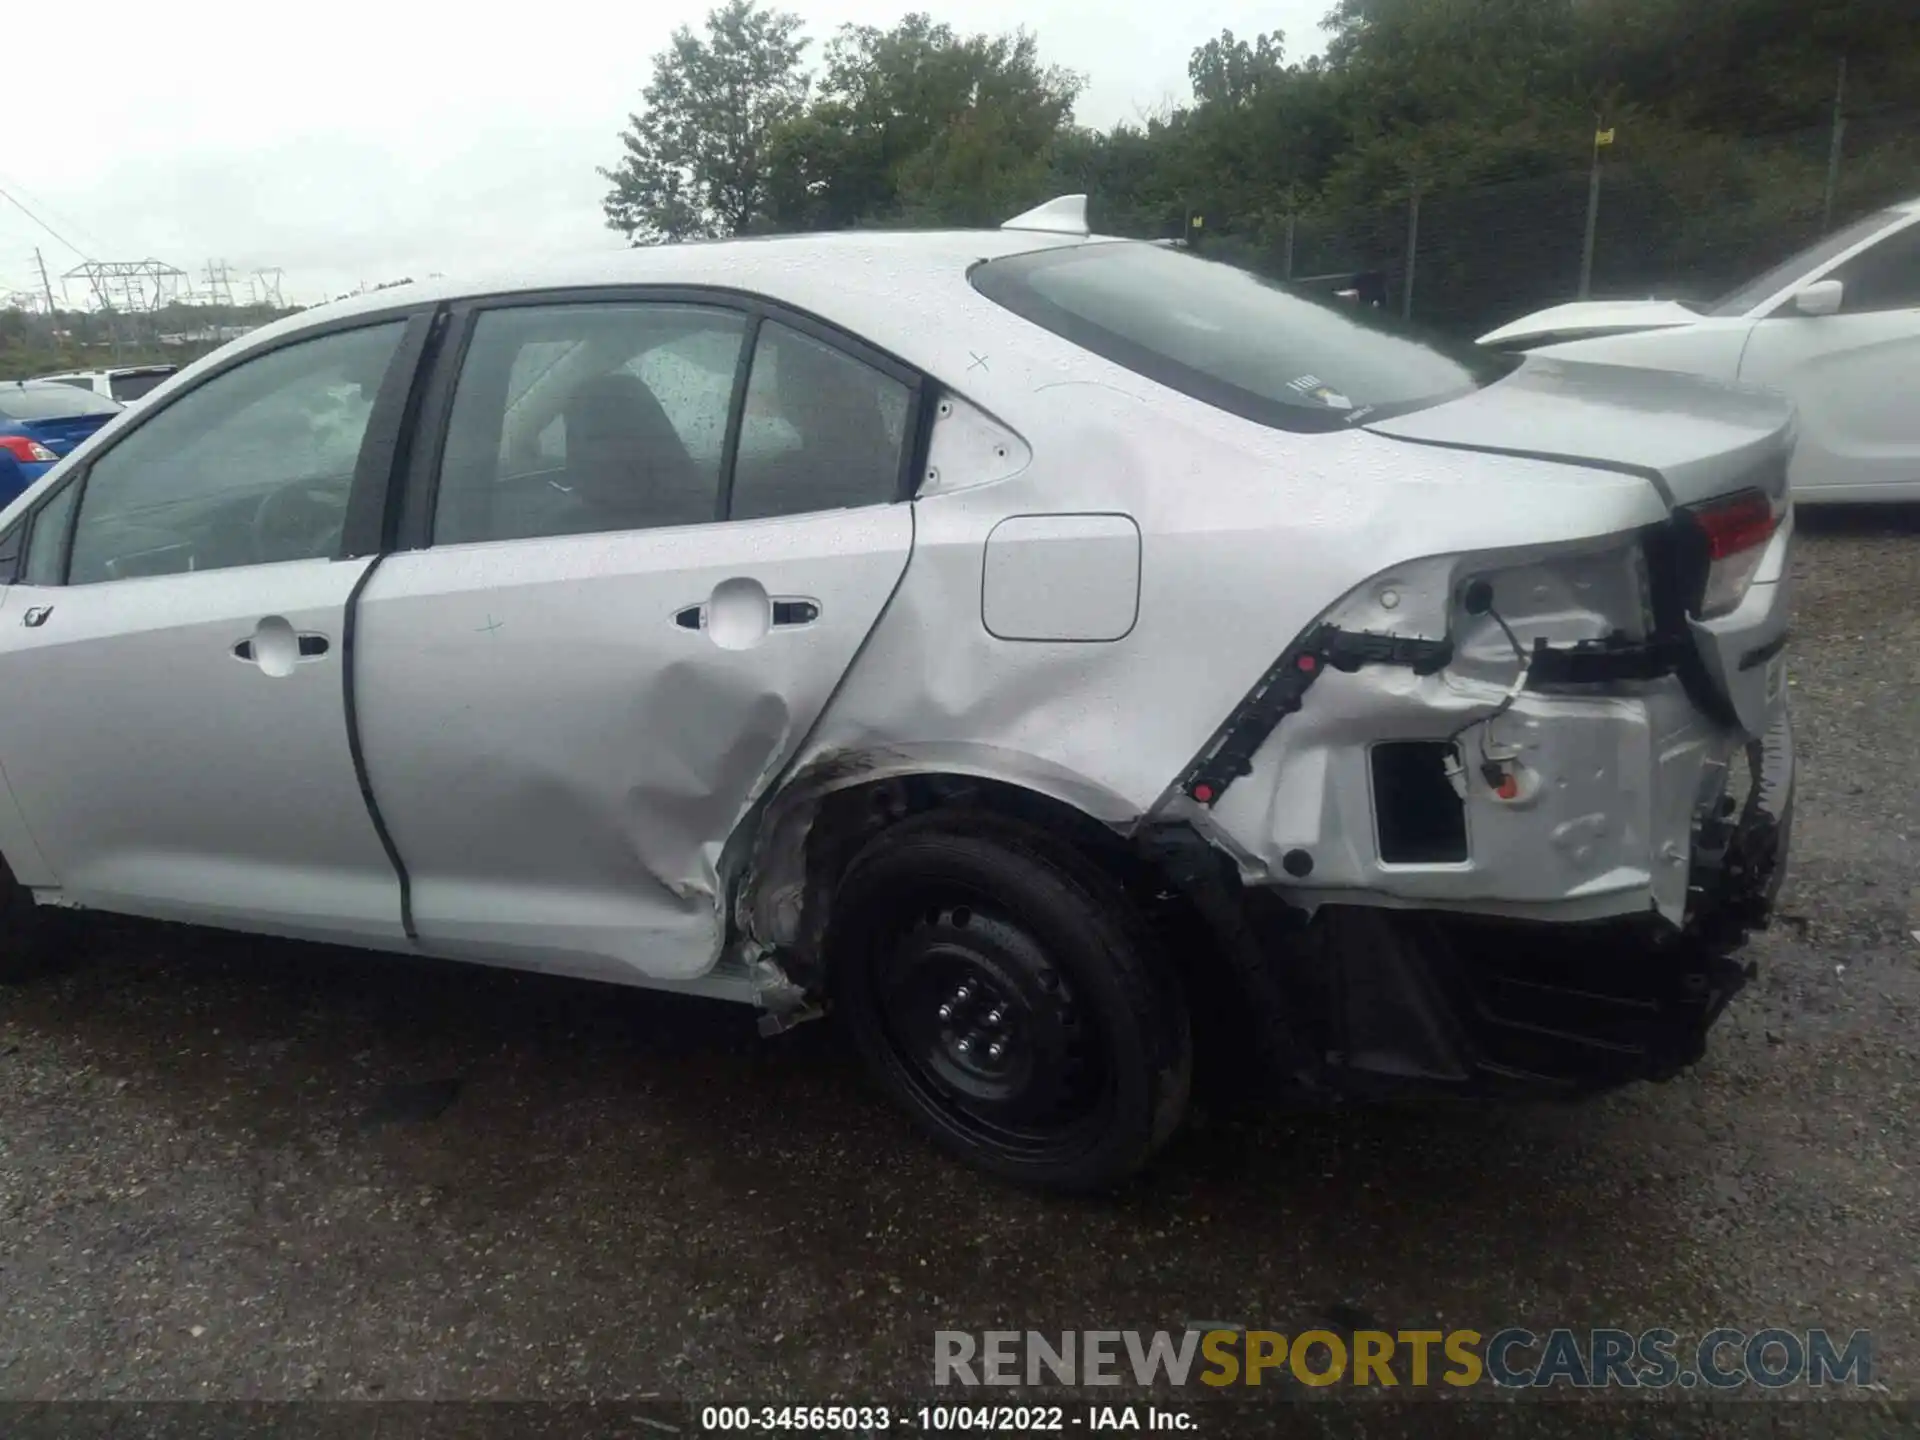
left=233, top=633, right=330, bottom=662
left=673, top=598, right=821, bottom=631
left=772, top=599, right=819, bottom=627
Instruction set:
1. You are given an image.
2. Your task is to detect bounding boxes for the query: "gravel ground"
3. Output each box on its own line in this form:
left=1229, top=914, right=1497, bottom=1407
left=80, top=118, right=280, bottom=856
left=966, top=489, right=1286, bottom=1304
left=0, top=510, right=1916, bottom=1433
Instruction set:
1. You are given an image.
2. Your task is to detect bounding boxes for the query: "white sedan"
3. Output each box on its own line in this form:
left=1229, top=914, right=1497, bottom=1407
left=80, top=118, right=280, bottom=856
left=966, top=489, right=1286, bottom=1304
left=1481, top=196, right=1920, bottom=503
left=0, top=197, right=1795, bottom=1189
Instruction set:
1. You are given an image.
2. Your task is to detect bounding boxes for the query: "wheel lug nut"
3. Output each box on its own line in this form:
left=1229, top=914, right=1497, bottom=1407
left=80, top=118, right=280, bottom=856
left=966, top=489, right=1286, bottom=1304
left=953, top=985, right=972, bottom=1004
left=984, top=1008, right=1003, bottom=1026
left=937, top=1004, right=954, bottom=1021
left=956, top=1036, right=973, bottom=1055
left=988, top=1041, right=1005, bottom=1061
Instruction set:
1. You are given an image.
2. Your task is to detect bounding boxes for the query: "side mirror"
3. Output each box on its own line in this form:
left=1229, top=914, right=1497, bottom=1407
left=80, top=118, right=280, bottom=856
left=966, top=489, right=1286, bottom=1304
left=1793, top=278, right=1844, bottom=317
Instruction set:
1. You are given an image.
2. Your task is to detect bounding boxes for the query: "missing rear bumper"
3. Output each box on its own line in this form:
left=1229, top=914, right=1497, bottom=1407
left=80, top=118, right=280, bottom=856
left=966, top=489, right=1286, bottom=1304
left=1158, top=704, right=1791, bottom=1098
left=1297, top=907, right=1753, bottom=1095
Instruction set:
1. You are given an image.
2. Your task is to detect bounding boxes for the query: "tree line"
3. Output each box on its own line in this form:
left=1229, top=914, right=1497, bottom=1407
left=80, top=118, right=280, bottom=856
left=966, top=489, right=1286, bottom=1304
left=601, top=0, right=1920, bottom=333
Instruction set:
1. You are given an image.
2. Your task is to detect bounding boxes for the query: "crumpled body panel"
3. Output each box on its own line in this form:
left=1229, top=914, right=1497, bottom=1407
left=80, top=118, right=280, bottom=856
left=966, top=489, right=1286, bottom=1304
left=743, top=369, right=1738, bottom=947
left=354, top=509, right=913, bottom=980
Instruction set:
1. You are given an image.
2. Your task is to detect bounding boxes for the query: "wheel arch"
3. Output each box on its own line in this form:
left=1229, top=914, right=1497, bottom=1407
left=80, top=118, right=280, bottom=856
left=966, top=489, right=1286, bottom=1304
left=0, top=754, right=56, bottom=889
left=730, top=747, right=1161, bottom=992
left=730, top=746, right=1321, bottom=1103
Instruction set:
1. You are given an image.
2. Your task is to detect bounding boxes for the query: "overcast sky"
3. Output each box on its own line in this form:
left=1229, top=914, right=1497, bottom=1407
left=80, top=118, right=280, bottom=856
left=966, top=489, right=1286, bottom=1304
left=2, top=0, right=1330, bottom=308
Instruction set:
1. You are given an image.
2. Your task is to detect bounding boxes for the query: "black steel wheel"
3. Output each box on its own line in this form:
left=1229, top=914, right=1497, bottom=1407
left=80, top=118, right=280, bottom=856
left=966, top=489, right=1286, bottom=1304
left=830, top=813, right=1190, bottom=1190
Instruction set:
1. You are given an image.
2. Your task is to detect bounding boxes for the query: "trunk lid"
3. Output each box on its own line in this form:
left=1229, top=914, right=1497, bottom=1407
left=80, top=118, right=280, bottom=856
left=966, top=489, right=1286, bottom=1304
left=1363, top=355, right=1793, bottom=509
left=1479, top=299, right=1703, bottom=349
left=20, top=412, right=116, bottom=458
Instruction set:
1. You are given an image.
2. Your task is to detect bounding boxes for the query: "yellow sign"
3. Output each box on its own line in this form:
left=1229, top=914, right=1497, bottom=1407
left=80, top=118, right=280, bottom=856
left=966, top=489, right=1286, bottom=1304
left=1191, top=215, right=1205, bottom=229
left=1595, top=128, right=1616, bottom=146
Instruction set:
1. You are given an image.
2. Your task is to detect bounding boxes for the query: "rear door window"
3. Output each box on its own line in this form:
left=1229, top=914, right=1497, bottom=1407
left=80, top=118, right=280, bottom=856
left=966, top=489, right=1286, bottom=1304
left=729, top=321, right=908, bottom=519
left=972, top=242, right=1518, bottom=433
left=433, top=302, right=749, bottom=545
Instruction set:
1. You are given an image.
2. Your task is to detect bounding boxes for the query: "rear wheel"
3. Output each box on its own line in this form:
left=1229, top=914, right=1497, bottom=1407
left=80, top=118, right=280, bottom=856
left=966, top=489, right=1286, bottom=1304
left=829, top=814, right=1190, bottom=1191
left=0, top=856, right=55, bottom=983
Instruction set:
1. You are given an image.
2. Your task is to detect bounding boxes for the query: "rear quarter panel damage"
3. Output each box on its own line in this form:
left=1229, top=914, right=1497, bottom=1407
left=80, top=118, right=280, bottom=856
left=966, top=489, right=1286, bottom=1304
left=736, top=343, right=1677, bottom=950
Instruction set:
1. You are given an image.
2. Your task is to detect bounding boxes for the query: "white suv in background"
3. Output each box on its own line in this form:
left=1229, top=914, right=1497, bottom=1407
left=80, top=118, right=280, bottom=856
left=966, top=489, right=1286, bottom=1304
left=30, top=365, right=178, bottom=409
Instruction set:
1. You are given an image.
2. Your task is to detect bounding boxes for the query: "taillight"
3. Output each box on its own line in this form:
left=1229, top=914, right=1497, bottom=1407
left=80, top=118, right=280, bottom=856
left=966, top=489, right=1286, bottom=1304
left=1688, top=489, right=1779, bottom=619
left=0, top=436, right=58, bottom=465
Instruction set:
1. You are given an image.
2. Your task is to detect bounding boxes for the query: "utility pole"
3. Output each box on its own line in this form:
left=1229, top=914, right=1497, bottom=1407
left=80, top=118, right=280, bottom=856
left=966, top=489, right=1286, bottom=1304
left=1822, top=55, right=1848, bottom=233
left=1579, top=118, right=1613, bottom=300
left=34, top=248, right=57, bottom=319
left=1283, top=185, right=1297, bottom=280
left=1402, top=185, right=1421, bottom=319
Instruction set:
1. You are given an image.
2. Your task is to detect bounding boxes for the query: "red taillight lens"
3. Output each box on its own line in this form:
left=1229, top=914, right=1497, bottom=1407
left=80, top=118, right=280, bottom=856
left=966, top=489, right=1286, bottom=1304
left=0, top=435, right=58, bottom=465
left=1689, top=489, right=1779, bottom=618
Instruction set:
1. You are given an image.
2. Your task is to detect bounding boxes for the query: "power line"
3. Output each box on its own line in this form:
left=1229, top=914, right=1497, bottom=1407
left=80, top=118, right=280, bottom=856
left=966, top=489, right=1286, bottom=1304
left=0, top=170, right=109, bottom=257
left=0, top=186, right=91, bottom=261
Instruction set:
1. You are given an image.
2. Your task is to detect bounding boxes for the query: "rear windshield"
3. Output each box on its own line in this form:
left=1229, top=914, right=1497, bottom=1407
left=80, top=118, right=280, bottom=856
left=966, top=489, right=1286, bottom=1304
left=971, top=242, right=1517, bottom=432
left=0, top=384, right=123, bottom=421
left=110, top=370, right=173, bottom=402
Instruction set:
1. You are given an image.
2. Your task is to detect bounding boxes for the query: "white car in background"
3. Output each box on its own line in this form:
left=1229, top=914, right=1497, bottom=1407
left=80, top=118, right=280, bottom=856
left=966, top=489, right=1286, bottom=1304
left=30, top=364, right=179, bottom=409
left=0, top=198, right=1796, bottom=1189
left=1481, top=197, right=1920, bottom=503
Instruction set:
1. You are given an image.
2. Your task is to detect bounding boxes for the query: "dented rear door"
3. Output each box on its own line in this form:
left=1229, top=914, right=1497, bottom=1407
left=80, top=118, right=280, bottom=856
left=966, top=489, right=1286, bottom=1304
left=351, top=296, right=918, bottom=981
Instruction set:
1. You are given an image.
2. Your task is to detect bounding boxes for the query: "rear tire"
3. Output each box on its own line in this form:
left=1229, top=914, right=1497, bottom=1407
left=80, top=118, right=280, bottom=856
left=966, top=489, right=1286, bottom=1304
left=828, top=813, right=1191, bottom=1191
left=0, top=856, right=55, bottom=983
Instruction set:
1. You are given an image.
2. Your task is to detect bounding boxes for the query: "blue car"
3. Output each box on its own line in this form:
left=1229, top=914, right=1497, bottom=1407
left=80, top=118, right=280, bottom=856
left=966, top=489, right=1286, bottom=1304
left=0, top=380, right=124, bottom=506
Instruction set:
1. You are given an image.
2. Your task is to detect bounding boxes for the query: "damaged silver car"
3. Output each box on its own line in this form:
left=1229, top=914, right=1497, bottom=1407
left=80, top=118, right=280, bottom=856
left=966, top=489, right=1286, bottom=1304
left=0, top=196, right=1794, bottom=1189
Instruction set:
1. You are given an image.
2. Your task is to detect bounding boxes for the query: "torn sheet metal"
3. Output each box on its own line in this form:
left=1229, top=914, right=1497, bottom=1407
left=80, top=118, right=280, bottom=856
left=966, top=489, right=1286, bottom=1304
left=737, top=335, right=1788, bottom=956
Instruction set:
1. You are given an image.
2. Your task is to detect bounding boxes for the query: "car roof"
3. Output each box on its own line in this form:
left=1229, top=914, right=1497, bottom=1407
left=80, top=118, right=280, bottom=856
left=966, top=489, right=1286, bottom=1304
left=238, top=227, right=1109, bottom=355
left=325, top=229, right=1084, bottom=310
left=30, top=366, right=172, bottom=379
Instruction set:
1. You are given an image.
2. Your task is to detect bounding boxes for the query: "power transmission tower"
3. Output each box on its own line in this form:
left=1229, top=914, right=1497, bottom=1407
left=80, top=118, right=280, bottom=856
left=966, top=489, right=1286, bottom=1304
left=34, top=248, right=57, bottom=317
left=249, top=267, right=285, bottom=308
left=63, top=259, right=189, bottom=313
left=60, top=259, right=189, bottom=361
left=201, top=259, right=237, bottom=309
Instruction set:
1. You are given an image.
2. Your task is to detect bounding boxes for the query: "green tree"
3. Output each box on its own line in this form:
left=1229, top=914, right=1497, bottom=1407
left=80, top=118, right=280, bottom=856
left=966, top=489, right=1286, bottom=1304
left=761, top=14, right=1081, bottom=230
left=596, top=0, right=1920, bottom=331
left=1188, top=29, right=1287, bottom=108
left=602, top=0, right=810, bottom=242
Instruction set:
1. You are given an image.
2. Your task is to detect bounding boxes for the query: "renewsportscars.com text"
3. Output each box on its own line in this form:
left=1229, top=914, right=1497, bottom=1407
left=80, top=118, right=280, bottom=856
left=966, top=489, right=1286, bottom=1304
left=934, top=1327, right=1872, bottom=1390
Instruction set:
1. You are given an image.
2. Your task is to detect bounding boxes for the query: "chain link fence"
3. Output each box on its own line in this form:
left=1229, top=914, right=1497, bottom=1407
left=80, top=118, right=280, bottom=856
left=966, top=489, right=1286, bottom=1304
left=1193, top=104, right=1920, bottom=338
